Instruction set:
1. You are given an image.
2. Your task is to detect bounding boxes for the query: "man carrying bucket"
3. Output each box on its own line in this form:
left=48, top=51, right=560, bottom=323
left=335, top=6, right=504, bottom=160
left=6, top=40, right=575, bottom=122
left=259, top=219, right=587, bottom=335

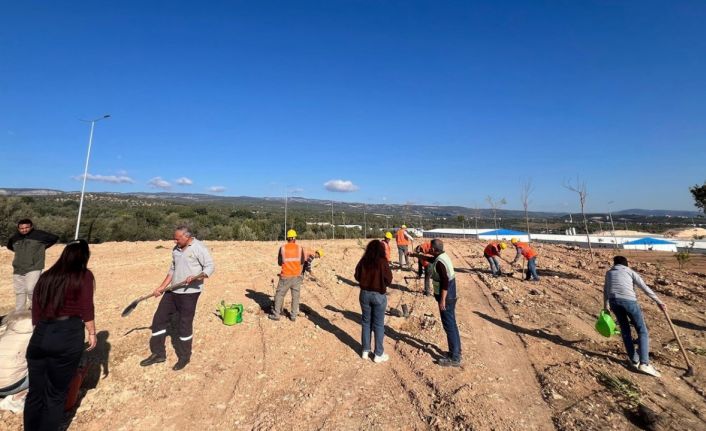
left=269, top=229, right=306, bottom=322
left=140, top=226, right=215, bottom=371
left=604, top=255, right=665, bottom=377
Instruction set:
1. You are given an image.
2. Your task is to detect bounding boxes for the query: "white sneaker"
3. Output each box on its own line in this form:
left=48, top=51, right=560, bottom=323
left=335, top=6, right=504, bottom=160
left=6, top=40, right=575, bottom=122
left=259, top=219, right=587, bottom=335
left=638, top=363, right=661, bottom=378
left=373, top=353, right=389, bottom=363
left=361, top=350, right=370, bottom=360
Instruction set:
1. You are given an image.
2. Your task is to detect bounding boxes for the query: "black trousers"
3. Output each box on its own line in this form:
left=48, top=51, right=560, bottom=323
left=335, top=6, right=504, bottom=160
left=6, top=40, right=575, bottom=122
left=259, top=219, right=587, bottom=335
left=25, top=318, right=84, bottom=431
left=149, top=292, right=200, bottom=360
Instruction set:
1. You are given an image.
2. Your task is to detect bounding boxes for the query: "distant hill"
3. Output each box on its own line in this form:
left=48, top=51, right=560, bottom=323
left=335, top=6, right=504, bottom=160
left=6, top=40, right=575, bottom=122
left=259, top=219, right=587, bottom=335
left=0, top=188, right=700, bottom=219
left=613, top=209, right=701, bottom=217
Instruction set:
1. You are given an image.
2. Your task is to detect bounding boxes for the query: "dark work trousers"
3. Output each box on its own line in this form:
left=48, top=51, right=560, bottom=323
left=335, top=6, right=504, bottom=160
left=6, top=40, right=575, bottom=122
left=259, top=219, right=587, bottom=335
left=435, top=296, right=462, bottom=361
left=150, top=292, right=200, bottom=360
left=417, top=262, right=432, bottom=295
left=25, top=317, right=84, bottom=431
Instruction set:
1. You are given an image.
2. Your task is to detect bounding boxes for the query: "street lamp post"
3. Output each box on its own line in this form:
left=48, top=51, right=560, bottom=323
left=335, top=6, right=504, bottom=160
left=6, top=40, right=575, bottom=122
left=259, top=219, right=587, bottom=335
left=75, top=114, right=110, bottom=240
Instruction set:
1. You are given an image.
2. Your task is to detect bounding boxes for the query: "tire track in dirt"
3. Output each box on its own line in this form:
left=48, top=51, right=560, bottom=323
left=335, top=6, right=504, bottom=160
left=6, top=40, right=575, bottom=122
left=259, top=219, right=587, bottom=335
left=446, top=247, right=557, bottom=430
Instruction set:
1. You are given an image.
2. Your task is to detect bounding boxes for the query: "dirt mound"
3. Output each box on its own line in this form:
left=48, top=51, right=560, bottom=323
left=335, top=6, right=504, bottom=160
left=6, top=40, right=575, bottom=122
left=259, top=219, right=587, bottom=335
left=663, top=227, right=706, bottom=239
left=1, top=240, right=705, bottom=430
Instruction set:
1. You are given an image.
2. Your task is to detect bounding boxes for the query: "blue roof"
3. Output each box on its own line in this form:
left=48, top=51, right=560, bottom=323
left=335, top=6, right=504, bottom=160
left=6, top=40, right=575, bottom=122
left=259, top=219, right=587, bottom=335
left=478, top=229, right=528, bottom=236
left=623, top=237, right=676, bottom=245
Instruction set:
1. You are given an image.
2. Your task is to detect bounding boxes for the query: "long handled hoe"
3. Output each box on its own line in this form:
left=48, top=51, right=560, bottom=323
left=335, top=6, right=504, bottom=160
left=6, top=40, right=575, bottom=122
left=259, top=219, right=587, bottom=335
left=661, top=307, right=695, bottom=377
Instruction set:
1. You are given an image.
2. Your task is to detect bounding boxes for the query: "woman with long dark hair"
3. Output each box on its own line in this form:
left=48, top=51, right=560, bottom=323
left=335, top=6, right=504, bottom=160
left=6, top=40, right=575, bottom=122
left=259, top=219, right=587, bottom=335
left=354, top=240, right=393, bottom=363
left=24, top=239, right=97, bottom=431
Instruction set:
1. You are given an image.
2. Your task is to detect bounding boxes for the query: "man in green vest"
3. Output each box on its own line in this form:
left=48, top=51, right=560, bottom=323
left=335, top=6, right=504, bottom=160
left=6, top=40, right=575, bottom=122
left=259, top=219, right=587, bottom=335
left=409, top=239, right=461, bottom=367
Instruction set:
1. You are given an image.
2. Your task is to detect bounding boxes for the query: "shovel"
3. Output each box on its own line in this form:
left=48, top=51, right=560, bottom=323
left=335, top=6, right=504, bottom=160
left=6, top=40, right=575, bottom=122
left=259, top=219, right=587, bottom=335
left=662, top=307, right=695, bottom=377
left=121, top=280, right=189, bottom=317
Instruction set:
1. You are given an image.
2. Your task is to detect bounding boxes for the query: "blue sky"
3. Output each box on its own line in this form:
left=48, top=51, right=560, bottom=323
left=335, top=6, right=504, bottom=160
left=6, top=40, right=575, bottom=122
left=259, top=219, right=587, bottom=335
left=1, top=1, right=704, bottom=212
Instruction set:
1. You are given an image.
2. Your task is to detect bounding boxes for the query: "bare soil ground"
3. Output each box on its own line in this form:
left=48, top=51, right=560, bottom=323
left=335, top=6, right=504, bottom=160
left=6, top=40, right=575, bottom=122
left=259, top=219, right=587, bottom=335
left=1, top=239, right=705, bottom=430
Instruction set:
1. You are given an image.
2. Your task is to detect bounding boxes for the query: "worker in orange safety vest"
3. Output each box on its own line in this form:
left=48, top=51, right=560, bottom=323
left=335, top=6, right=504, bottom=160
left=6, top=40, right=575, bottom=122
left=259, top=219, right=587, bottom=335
left=395, top=225, right=414, bottom=269
left=269, top=229, right=306, bottom=321
left=510, top=238, right=540, bottom=282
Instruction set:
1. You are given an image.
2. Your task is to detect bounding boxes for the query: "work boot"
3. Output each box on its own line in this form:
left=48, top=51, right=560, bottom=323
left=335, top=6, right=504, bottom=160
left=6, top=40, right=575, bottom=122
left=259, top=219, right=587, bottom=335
left=140, top=353, right=166, bottom=367
left=173, top=357, right=190, bottom=371
left=268, top=314, right=280, bottom=321
left=437, top=357, right=461, bottom=368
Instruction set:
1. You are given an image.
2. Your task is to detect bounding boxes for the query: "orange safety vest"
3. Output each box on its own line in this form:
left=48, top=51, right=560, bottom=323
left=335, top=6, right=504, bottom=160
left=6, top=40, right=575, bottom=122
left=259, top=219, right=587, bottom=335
left=516, top=242, right=537, bottom=260
left=484, top=242, right=501, bottom=257
left=395, top=229, right=410, bottom=246
left=383, top=240, right=391, bottom=261
left=418, top=242, right=433, bottom=268
left=280, top=243, right=303, bottom=277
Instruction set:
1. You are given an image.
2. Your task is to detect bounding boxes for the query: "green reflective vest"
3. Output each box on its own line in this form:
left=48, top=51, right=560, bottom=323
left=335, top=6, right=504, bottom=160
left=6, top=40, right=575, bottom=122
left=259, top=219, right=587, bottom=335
left=430, top=252, right=456, bottom=295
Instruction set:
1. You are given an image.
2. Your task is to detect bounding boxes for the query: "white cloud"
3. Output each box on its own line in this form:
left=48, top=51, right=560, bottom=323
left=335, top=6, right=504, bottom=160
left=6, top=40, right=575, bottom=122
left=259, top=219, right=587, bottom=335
left=72, top=173, right=135, bottom=184
left=208, top=186, right=226, bottom=193
left=148, top=177, right=172, bottom=190
left=176, top=177, right=193, bottom=186
left=324, top=179, right=359, bottom=193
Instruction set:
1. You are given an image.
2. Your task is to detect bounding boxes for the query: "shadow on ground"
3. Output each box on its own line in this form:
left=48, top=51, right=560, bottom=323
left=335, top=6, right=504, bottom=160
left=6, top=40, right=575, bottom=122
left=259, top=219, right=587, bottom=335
left=474, top=311, right=625, bottom=365
left=324, top=305, right=445, bottom=359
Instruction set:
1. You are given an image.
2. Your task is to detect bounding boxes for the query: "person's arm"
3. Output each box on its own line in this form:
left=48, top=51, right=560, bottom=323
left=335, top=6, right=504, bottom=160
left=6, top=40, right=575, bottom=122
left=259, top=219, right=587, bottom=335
left=37, top=230, right=59, bottom=248
left=7, top=236, right=14, bottom=251
left=511, top=247, right=521, bottom=264
left=408, top=252, right=434, bottom=261
left=405, top=231, right=414, bottom=242
left=632, top=270, right=664, bottom=307
left=603, top=272, right=610, bottom=311
left=277, top=247, right=284, bottom=266
left=187, top=245, right=215, bottom=284
left=300, top=247, right=306, bottom=264
left=354, top=261, right=362, bottom=283
left=154, top=273, right=174, bottom=297
left=83, top=272, right=97, bottom=350
left=436, top=261, right=449, bottom=310
left=382, top=260, right=393, bottom=287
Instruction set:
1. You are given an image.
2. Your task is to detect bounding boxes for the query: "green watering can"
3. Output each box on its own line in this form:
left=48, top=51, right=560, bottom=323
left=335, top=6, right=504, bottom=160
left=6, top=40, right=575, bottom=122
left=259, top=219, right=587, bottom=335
left=595, top=309, right=619, bottom=337
left=218, top=301, right=243, bottom=326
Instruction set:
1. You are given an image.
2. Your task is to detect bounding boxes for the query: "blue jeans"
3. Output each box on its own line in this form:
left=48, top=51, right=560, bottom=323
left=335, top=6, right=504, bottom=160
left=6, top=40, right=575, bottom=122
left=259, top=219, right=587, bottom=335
left=435, top=296, right=461, bottom=361
left=526, top=257, right=539, bottom=281
left=485, top=255, right=501, bottom=275
left=609, top=298, right=650, bottom=364
left=360, top=290, right=387, bottom=356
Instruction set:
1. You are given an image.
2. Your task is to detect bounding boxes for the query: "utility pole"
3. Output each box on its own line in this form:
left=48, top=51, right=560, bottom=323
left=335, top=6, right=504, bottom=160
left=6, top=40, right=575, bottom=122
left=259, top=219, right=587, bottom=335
left=75, top=114, right=111, bottom=240
left=608, top=201, right=618, bottom=249
left=342, top=211, right=347, bottom=240
left=363, top=204, right=367, bottom=239
left=331, top=200, right=335, bottom=240
left=284, top=190, right=288, bottom=236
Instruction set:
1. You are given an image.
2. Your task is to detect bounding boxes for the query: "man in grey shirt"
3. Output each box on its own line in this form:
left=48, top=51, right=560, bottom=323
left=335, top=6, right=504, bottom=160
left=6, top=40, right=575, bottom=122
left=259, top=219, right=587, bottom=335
left=604, top=255, right=665, bottom=377
left=140, top=226, right=215, bottom=371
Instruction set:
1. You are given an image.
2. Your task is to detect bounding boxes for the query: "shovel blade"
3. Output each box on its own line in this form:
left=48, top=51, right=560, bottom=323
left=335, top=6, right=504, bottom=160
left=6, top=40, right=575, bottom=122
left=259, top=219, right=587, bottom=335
left=121, top=300, right=140, bottom=317
left=685, top=366, right=695, bottom=377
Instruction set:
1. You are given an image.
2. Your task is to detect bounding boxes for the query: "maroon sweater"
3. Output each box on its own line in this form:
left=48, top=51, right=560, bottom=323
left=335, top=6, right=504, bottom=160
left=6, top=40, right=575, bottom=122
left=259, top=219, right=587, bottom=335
left=32, top=270, right=95, bottom=325
left=354, top=258, right=393, bottom=294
